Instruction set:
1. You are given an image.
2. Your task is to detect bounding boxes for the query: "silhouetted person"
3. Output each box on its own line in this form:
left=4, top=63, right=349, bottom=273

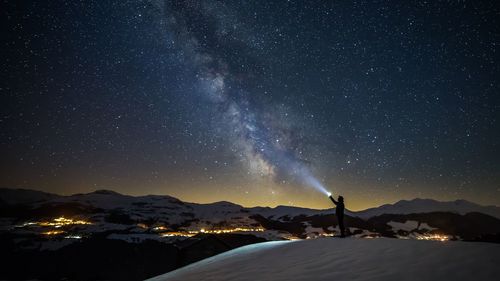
left=329, top=195, right=345, bottom=237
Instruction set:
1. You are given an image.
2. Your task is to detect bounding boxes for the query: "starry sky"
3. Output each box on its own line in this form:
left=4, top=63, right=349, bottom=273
left=1, top=0, right=499, bottom=210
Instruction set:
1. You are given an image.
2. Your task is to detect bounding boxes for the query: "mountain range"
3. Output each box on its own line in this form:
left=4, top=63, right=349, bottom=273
left=1, top=187, right=500, bottom=242
left=2, top=187, right=499, bottom=218
left=2, top=187, right=500, bottom=280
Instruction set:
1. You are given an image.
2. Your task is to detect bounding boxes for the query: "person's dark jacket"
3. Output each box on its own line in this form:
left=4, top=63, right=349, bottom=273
left=329, top=196, right=344, bottom=217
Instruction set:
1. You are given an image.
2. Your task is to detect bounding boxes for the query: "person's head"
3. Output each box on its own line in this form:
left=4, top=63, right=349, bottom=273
left=338, top=196, right=344, bottom=202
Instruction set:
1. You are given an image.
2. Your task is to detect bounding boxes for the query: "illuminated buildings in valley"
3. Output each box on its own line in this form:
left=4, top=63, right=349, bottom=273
left=18, top=216, right=92, bottom=228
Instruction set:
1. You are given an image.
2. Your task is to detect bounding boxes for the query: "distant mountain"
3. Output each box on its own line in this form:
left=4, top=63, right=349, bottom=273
left=353, top=198, right=500, bottom=219
left=0, top=188, right=61, bottom=205
left=1, top=188, right=499, bottom=243
left=2, top=188, right=500, bottom=281
left=1, top=188, right=499, bottom=220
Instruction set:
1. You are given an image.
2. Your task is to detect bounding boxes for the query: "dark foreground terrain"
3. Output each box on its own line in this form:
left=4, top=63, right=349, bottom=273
left=0, top=233, right=265, bottom=281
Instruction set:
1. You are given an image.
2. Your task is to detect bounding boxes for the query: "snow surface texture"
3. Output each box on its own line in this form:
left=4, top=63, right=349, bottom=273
left=148, top=238, right=500, bottom=281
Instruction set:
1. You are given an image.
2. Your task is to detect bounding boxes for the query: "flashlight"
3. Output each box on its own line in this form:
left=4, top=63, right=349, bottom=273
left=327, top=192, right=332, bottom=197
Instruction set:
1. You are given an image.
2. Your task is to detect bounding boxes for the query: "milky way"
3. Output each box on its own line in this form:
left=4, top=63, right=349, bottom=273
left=163, top=1, right=329, bottom=195
left=1, top=0, right=499, bottom=209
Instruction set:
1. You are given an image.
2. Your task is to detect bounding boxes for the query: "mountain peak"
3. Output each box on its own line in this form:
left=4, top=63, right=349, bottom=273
left=453, top=199, right=475, bottom=205
left=89, top=189, right=123, bottom=196
left=206, top=200, right=242, bottom=208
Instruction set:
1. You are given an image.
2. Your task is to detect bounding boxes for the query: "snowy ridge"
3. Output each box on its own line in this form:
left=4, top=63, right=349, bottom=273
left=147, top=238, right=500, bottom=281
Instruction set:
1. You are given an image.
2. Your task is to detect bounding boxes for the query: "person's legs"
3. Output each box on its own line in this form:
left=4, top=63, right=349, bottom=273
left=338, top=216, right=345, bottom=237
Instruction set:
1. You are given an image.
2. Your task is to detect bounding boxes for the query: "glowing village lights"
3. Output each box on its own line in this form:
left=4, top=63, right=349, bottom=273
left=15, top=216, right=92, bottom=238
left=196, top=227, right=265, bottom=234
left=158, top=227, right=266, bottom=238
left=42, top=230, right=65, bottom=236
left=17, top=215, right=453, bottom=243
left=160, top=232, right=196, bottom=238
left=37, top=216, right=92, bottom=227
left=136, top=223, right=148, bottom=229
left=152, top=226, right=167, bottom=231
left=416, top=234, right=450, bottom=242
left=64, top=235, right=82, bottom=239
left=16, top=216, right=92, bottom=229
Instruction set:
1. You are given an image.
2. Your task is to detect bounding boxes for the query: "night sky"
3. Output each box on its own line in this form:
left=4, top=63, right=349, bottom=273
left=1, top=1, right=499, bottom=210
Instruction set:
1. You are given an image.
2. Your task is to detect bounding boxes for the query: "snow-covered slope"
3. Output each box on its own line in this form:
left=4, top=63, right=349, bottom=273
left=354, top=198, right=500, bottom=219
left=148, top=238, right=500, bottom=281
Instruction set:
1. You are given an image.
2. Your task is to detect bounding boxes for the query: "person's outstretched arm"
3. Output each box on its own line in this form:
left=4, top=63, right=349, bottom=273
left=329, top=195, right=338, bottom=205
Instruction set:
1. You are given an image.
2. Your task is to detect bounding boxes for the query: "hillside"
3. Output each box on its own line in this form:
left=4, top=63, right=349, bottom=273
left=148, top=238, right=500, bottom=281
left=1, top=188, right=500, bottom=242
left=2, top=188, right=500, bottom=280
